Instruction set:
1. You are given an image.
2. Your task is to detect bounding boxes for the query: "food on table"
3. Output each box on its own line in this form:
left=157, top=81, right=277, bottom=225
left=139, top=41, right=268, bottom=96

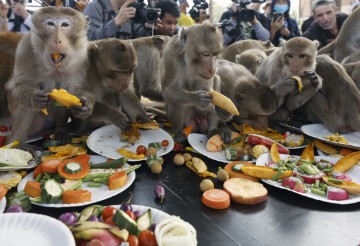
left=293, top=163, right=324, bottom=184
left=324, top=132, right=349, bottom=144
left=57, top=154, right=91, bottom=180
left=223, top=178, right=268, bottom=205
left=183, top=125, right=193, bottom=137
left=270, top=143, right=281, bottom=163
left=120, top=126, right=141, bottom=143
left=217, top=167, right=229, bottom=182
left=89, top=158, right=127, bottom=169
left=117, top=148, right=145, bottom=160
left=326, top=186, right=349, bottom=201
left=182, top=153, right=192, bottom=162
left=108, top=171, right=127, bottom=190
left=281, top=177, right=306, bottom=193
left=192, top=157, right=207, bottom=173
left=184, top=157, right=216, bottom=178
left=201, top=189, right=231, bottom=209
left=206, top=131, right=240, bottom=152
left=208, top=90, right=239, bottom=115
left=322, top=176, right=360, bottom=195
left=147, top=155, right=164, bottom=174
left=247, top=134, right=289, bottom=154
left=42, top=144, right=87, bottom=161
left=0, top=171, right=22, bottom=189
left=224, top=161, right=260, bottom=182
left=173, top=154, right=185, bottom=166
left=0, top=148, right=33, bottom=167
left=62, top=190, right=92, bottom=204
left=0, top=183, right=8, bottom=200
left=199, top=179, right=214, bottom=192
left=333, top=151, right=360, bottom=173
left=24, top=181, right=41, bottom=198
left=284, top=133, right=305, bottom=147
left=154, top=185, right=165, bottom=203
left=233, top=123, right=285, bottom=142
left=314, top=139, right=338, bottom=155
left=136, top=145, right=147, bottom=155
left=7, top=191, right=31, bottom=211
left=252, top=145, right=269, bottom=159
left=132, top=120, right=160, bottom=130
left=241, top=165, right=293, bottom=180
left=300, top=142, right=315, bottom=161
left=48, top=88, right=82, bottom=107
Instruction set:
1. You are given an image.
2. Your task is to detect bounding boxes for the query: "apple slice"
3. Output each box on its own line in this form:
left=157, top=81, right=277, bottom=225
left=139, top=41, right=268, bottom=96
left=223, top=178, right=268, bottom=205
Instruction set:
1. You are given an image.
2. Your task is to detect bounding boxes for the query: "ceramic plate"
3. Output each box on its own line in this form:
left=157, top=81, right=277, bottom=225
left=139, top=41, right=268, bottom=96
left=0, top=213, right=75, bottom=246
left=17, top=155, right=136, bottom=208
left=87, top=124, right=174, bottom=161
left=301, top=124, right=360, bottom=150
left=256, top=153, right=360, bottom=205
left=0, top=197, right=6, bottom=213
left=0, top=160, right=37, bottom=172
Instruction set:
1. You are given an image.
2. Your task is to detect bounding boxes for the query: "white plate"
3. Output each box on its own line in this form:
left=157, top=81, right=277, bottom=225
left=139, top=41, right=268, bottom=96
left=256, top=153, right=360, bottom=205
left=0, top=213, right=75, bottom=246
left=188, top=133, right=228, bottom=163
left=0, top=160, right=37, bottom=172
left=17, top=155, right=136, bottom=208
left=0, top=197, right=6, bottom=213
left=87, top=124, right=174, bottom=161
left=301, top=123, right=360, bottom=150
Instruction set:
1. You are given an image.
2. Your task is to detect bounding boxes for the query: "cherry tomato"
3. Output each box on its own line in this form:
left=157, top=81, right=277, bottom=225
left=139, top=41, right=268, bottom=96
left=0, top=125, right=8, bottom=133
left=104, top=215, right=115, bottom=225
left=127, top=234, right=139, bottom=246
left=126, top=210, right=136, bottom=221
left=138, top=230, right=157, bottom=246
left=161, top=140, right=169, bottom=147
left=101, top=206, right=116, bottom=221
left=136, top=145, right=147, bottom=155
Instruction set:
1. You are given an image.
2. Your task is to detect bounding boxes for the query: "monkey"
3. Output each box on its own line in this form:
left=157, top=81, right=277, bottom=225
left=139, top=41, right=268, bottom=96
left=216, top=58, right=277, bottom=129
left=255, top=37, right=322, bottom=122
left=130, top=35, right=170, bottom=102
left=221, top=39, right=273, bottom=63
left=343, top=61, right=360, bottom=90
left=72, top=38, right=149, bottom=133
left=318, top=7, right=360, bottom=64
left=235, top=48, right=267, bottom=75
left=5, top=7, right=94, bottom=145
left=161, top=23, right=232, bottom=143
left=0, top=32, right=23, bottom=119
left=296, top=55, right=360, bottom=132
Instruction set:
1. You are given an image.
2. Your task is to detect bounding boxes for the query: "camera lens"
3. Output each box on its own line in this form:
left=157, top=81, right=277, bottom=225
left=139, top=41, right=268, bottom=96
left=146, top=8, right=160, bottom=23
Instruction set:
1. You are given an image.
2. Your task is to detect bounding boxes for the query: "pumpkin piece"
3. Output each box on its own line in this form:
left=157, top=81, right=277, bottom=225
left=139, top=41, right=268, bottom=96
left=300, top=142, right=315, bottom=161
left=333, top=151, right=360, bottom=173
left=24, top=181, right=42, bottom=198
left=48, top=89, right=82, bottom=107
left=224, top=161, right=259, bottom=182
left=240, top=166, right=293, bottom=179
left=270, top=143, right=281, bottom=163
left=57, top=156, right=90, bottom=180
left=62, top=190, right=92, bottom=204
left=108, top=171, right=127, bottom=190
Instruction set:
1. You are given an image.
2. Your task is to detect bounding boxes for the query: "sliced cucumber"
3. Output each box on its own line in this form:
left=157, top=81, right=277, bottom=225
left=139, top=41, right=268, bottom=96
left=90, top=158, right=128, bottom=169
left=148, top=142, right=162, bottom=150
left=225, top=147, right=239, bottom=161
left=41, top=179, right=63, bottom=203
left=78, top=205, right=104, bottom=222
left=137, top=209, right=152, bottom=231
left=64, top=162, right=82, bottom=174
left=231, top=164, right=244, bottom=173
left=113, top=209, right=140, bottom=236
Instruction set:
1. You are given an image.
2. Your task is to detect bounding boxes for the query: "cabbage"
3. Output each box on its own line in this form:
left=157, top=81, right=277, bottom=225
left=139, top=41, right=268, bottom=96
left=0, top=149, right=33, bottom=167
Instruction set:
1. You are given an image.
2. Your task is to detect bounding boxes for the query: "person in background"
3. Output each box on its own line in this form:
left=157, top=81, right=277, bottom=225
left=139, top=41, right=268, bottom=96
left=301, top=15, right=314, bottom=33
left=83, top=0, right=138, bottom=40
left=262, top=1, right=272, bottom=19
left=0, top=0, right=32, bottom=33
left=177, top=0, right=195, bottom=27
left=269, top=0, right=300, bottom=46
left=138, top=0, right=180, bottom=37
left=302, top=0, right=348, bottom=49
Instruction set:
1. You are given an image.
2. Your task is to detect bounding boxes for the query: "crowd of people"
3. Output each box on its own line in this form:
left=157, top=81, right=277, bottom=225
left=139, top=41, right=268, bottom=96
left=0, top=0, right=358, bottom=49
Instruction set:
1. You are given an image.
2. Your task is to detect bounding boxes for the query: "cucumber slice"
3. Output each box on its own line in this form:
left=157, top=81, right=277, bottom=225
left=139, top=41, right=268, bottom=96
left=113, top=210, right=140, bottom=236
left=137, top=209, right=152, bottom=231
left=64, top=162, right=82, bottom=174
left=78, top=205, right=104, bottom=222
left=232, top=164, right=244, bottom=173
left=225, top=147, right=239, bottom=161
left=148, top=142, right=162, bottom=150
left=41, top=179, right=63, bottom=203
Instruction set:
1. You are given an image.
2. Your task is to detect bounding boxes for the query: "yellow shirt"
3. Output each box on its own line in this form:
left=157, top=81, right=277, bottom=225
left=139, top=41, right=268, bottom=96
left=178, top=12, right=195, bottom=27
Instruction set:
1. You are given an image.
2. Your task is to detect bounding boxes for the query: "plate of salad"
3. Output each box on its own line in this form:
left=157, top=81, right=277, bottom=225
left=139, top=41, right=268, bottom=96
left=86, top=124, right=174, bottom=161
left=0, top=148, right=37, bottom=172
left=17, top=155, right=137, bottom=208
left=256, top=153, right=360, bottom=205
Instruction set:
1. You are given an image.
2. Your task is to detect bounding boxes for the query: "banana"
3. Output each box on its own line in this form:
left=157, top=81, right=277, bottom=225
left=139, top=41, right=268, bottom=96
left=290, top=76, right=303, bottom=94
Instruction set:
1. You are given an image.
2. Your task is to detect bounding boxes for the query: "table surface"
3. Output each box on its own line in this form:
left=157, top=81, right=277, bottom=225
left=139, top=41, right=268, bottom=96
left=27, top=149, right=360, bottom=246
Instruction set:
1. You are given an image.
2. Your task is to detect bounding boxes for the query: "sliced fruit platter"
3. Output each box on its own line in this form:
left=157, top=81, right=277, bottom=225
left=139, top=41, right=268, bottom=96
left=17, top=154, right=138, bottom=207
left=56, top=203, right=197, bottom=246
left=254, top=143, right=360, bottom=204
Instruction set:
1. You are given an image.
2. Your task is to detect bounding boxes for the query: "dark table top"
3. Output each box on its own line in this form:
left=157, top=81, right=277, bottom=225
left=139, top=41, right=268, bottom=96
left=28, top=149, right=360, bottom=246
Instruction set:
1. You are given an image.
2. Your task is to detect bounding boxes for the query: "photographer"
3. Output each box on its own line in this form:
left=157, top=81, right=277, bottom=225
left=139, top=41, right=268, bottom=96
left=188, top=0, right=208, bottom=24
left=83, top=0, right=138, bottom=40
left=219, top=0, right=270, bottom=46
left=0, top=0, right=33, bottom=33
left=137, top=0, right=180, bottom=37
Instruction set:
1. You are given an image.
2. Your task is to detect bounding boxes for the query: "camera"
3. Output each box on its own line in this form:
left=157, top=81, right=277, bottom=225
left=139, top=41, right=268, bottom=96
left=189, top=0, right=208, bottom=21
left=217, top=19, right=242, bottom=38
left=129, top=0, right=160, bottom=24
left=232, top=0, right=265, bottom=22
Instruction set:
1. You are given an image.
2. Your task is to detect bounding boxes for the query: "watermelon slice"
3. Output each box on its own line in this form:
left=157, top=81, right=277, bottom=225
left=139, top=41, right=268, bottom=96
left=247, top=134, right=289, bottom=154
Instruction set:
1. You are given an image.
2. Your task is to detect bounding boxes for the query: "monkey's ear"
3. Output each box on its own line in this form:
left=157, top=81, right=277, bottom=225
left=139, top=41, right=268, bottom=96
left=88, top=42, right=100, bottom=60
left=279, top=40, right=287, bottom=47
left=155, top=36, right=166, bottom=50
left=313, top=40, right=320, bottom=49
left=264, top=40, right=273, bottom=49
left=235, top=89, right=245, bottom=102
left=180, top=28, right=187, bottom=45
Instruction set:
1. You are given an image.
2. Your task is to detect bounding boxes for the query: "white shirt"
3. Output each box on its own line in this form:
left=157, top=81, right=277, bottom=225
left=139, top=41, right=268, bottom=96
left=7, top=11, right=33, bottom=34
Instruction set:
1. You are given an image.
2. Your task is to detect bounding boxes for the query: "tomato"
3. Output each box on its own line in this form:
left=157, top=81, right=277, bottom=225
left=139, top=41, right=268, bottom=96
left=101, top=206, right=116, bottom=221
left=136, top=145, right=147, bottom=155
left=161, top=140, right=169, bottom=147
left=138, top=230, right=157, bottom=246
left=104, top=215, right=115, bottom=225
left=127, top=234, right=139, bottom=246
left=0, top=125, right=8, bottom=132
left=126, top=210, right=136, bottom=221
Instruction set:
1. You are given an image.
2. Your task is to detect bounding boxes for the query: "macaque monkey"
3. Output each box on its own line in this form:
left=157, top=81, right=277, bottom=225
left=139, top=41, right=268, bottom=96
left=0, top=32, right=23, bottom=118
left=162, top=24, right=231, bottom=143
left=318, top=7, right=360, bottom=64
left=5, top=7, right=94, bottom=145
left=222, top=39, right=273, bottom=63
left=75, top=38, right=148, bottom=132
left=235, top=48, right=267, bottom=75
left=130, top=35, right=170, bottom=102
left=343, top=62, right=360, bottom=90
left=216, top=59, right=277, bottom=129
left=256, top=37, right=322, bottom=121
left=297, top=55, right=360, bottom=132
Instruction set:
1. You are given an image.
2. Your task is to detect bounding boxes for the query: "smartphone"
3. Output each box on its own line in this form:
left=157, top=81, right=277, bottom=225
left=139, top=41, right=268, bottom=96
left=272, top=12, right=283, bottom=20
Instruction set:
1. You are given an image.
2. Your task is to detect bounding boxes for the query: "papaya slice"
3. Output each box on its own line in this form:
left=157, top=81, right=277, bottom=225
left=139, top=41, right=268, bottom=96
left=240, top=165, right=293, bottom=179
left=108, top=171, right=127, bottom=190
left=224, top=161, right=259, bottom=182
left=270, top=142, right=281, bottom=163
left=314, top=139, right=338, bottom=155
left=117, top=149, right=145, bottom=160
left=24, top=181, right=42, bottom=198
left=300, top=142, right=314, bottom=161
left=333, top=151, right=360, bottom=173
left=48, top=89, right=82, bottom=107
left=62, top=190, right=92, bottom=204
left=57, top=156, right=90, bottom=180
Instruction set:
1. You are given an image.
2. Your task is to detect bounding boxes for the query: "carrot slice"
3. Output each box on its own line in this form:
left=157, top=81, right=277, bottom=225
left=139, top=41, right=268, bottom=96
left=72, top=154, right=91, bottom=163
left=57, top=157, right=90, bottom=180
left=224, top=161, right=259, bottom=182
left=42, top=159, right=63, bottom=174
left=183, top=126, right=193, bottom=137
left=24, top=181, right=42, bottom=198
left=108, top=171, right=127, bottom=190
left=201, top=189, right=230, bottom=210
left=33, top=163, right=44, bottom=179
left=0, top=183, right=8, bottom=200
left=62, top=190, right=92, bottom=204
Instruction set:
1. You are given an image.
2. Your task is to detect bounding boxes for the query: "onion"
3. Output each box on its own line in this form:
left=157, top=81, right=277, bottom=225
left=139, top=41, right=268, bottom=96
left=58, top=212, right=78, bottom=226
left=88, top=215, right=99, bottom=222
left=154, top=185, right=165, bottom=203
left=149, top=223, right=157, bottom=232
left=120, top=203, right=133, bottom=212
left=6, top=205, right=23, bottom=213
left=133, top=209, right=141, bottom=218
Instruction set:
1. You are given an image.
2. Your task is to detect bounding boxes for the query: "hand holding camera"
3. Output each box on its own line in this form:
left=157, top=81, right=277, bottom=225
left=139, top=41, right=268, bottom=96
left=114, top=0, right=136, bottom=26
left=0, top=1, right=9, bottom=19
left=11, top=0, right=29, bottom=20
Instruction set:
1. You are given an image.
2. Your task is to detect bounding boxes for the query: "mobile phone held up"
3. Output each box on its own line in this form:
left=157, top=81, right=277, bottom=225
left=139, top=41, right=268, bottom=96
left=272, top=12, right=283, bottom=20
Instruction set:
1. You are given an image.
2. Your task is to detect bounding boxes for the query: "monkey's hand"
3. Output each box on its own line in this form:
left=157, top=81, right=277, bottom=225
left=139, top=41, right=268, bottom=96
left=113, top=111, right=131, bottom=130
left=69, top=97, right=92, bottom=119
left=32, top=90, right=49, bottom=109
left=207, top=127, right=233, bottom=145
left=215, top=106, right=233, bottom=122
left=303, top=71, right=322, bottom=89
left=195, top=90, right=212, bottom=109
